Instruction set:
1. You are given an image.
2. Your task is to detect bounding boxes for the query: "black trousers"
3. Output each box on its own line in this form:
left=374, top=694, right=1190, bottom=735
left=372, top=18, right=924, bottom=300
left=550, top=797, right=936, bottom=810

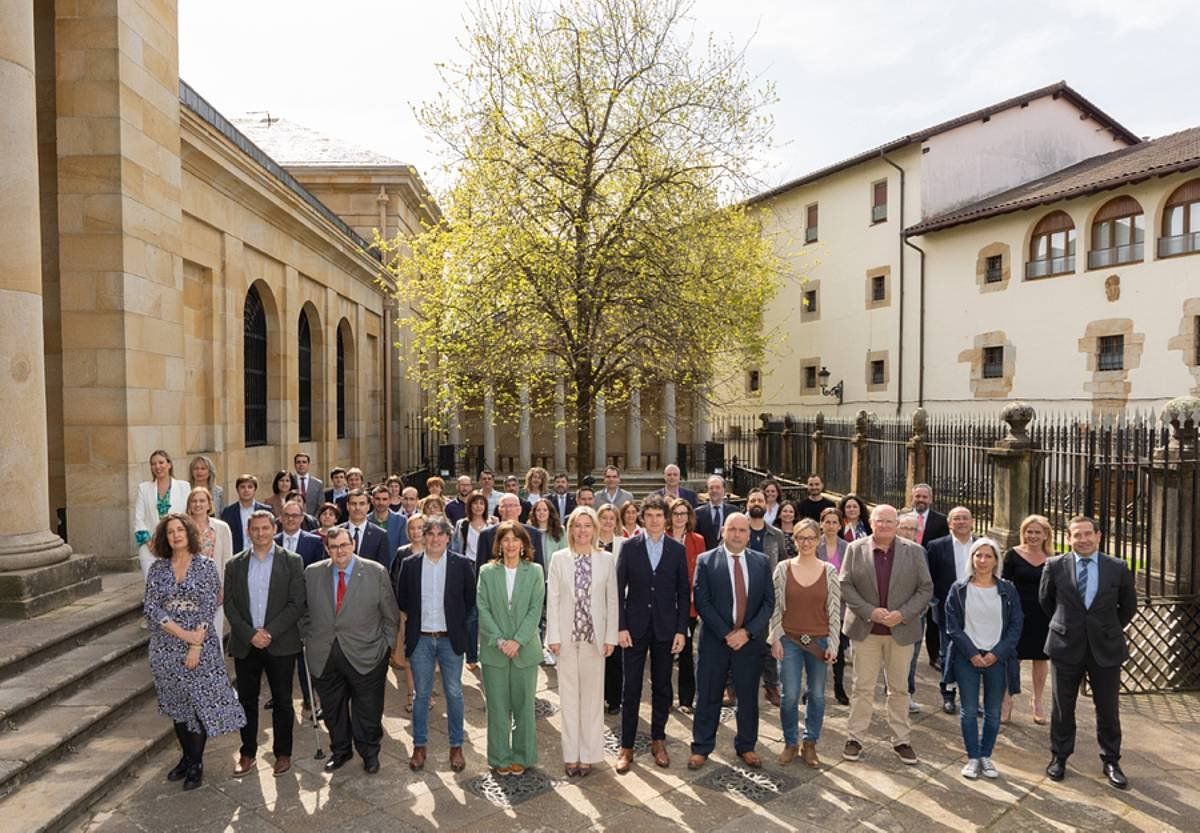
left=1050, top=646, right=1123, bottom=763
left=234, top=647, right=297, bottom=758
left=677, top=616, right=698, bottom=707
left=173, top=718, right=207, bottom=764
left=313, top=640, right=389, bottom=761
left=923, top=610, right=940, bottom=666
left=832, top=633, right=850, bottom=697
left=621, top=637, right=674, bottom=745
left=604, top=646, right=624, bottom=709
left=691, top=635, right=762, bottom=756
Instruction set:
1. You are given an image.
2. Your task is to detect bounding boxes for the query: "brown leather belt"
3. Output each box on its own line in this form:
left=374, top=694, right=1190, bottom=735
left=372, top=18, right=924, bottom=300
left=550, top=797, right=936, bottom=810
left=421, top=630, right=448, bottom=637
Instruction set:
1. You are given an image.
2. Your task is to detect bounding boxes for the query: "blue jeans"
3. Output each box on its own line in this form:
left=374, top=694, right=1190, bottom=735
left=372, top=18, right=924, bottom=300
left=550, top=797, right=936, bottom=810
left=778, top=636, right=828, bottom=746
left=410, top=634, right=465, bottom=747
left=953, top=654, right=1005, bottom=758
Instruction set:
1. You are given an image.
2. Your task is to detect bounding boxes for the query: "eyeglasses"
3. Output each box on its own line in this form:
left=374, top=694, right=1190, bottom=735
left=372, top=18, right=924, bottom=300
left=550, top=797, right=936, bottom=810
left=672, top=510, right=690, bottom=516
left=423, top=529, right=449, bottom=537
left=795, top=535, right=819, bottom=543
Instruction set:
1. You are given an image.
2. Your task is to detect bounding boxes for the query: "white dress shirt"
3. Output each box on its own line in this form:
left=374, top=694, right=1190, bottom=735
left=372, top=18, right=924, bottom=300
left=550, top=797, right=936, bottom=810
left=724, top=546, right=751, bottom=625
left=953, top=535, right=974, bottom=583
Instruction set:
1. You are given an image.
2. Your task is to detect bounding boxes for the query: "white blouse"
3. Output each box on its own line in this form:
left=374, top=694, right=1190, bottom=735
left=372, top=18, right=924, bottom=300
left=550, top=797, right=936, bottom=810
left=964, top=583, right=1003, bottom=652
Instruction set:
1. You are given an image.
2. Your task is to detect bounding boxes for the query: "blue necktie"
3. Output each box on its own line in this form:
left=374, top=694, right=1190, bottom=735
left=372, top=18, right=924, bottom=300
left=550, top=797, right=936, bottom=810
left=1078, top=557, right=1093, bottom=608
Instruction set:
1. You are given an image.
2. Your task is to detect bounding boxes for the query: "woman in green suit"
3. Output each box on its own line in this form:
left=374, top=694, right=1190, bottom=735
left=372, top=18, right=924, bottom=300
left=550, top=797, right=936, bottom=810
left=477, top=520, right=546, bottom=775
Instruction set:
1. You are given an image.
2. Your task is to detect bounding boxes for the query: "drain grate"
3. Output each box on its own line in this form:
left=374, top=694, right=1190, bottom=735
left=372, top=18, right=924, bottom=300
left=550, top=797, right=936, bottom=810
left=602, top=728, right=653, bottom=755
left=534, top=697, right=559, bottom=718
left=693, top=764, right=801, bottom=804
left=465, top=768, right=558, bottom=808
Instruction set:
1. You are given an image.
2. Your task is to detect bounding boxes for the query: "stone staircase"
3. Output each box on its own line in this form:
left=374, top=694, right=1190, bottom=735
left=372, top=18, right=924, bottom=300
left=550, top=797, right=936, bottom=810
left=0, top=574, right=172, bottom=833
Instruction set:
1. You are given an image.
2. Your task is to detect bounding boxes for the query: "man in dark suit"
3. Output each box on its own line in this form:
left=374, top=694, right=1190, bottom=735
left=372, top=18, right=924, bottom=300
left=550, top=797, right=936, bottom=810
left=224, top=511, right=306, bottom=778
left=615, top=496, right=690, bottom=773
left=302, top=527, right=400, bottom=774
left=694, top=474, right=738, bottom=550
left=342, top=489, right=391, bottom=569
left=335, top=468, right=366, bottom=522
left=275, top=501, right=326, bottom=713
left=477, top=494, right=544, bottom=570
left=1040, top=515, right=1137, bottom=789
left=548, top=472, right=577, bottom=521
left=688, top=513, right=774, bottom=770
left=293, top=453, right=323, bottom=516
left=323, top=467, right=348, bottom=506
left=220, top=474, right=272, bottom=553
left=394, top=516, right=477, bottom=773
left=368, top=484, right=409, bottom=562
left=650, top=464, right=699, bottom=507
left=926, top=506, right=976, bottom=711
left=910, top=483, right=949, bottom=667
left=444, top=475, right=474, bottom=524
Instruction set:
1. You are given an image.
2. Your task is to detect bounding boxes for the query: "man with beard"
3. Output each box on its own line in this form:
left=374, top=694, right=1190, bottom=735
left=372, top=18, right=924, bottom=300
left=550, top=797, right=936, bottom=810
left=745, top=488, right=787, bottom=707
left=795, top=475, right=836, bottom=522
left=444, top=475, right=474, bottom=524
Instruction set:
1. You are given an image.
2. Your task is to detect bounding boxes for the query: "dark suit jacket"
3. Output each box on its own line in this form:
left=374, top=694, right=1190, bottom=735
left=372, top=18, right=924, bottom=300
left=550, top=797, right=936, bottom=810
left=394, top=551, right=477, bottom=657
left=650, top=486, right=699, bottom=508
left=492, top=499, right=531, bottom=524
left=694, top=501, right=738, bottom=550
left=367, top=511, right=409, bottom=565
left=916, top=510, right=949, bottom=547
left=617, top=535, right=690, bottom=642
left=219, top=500, right=272, bottom=553
left=926, top=534, right=975, bottom=609
left=693, top=545, right=774, bottom=648
left=335, top=494, right=349, bottom=523
left=476, top=524, right=544, bottom=571
left=546, top=492, right=577, bottom=522
left=1039, top=551, right=1136, bottom=668
left=342, top=521, right=392, bottom=570
left=223, top=545, right=306, bottom=658
left=275, top=529, right=325, bottom=567
left=444, top=497, right=467, bottom=525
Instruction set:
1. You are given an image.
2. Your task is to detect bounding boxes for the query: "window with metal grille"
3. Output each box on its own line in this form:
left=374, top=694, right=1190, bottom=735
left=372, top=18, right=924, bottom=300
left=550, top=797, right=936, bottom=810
left=805, top=203, right=818, bottom=243
left=804, top=289, right=817, bottom=313
left=336, top=327, right=347, bottom=439
left=871, top=275, right=886, bottom=301
left=1097, top=335, right=1124, bottom=371
left=985, top=254, right=1003, bottom=283
left=298, top=312, right=312, bottom=442
left=243, top=286, right=267, bottom=447
left=982, top=345, right=1004, bottom=379
left=870, top=359, right=885, bottom=386
left=871, top=179, right=887, bottom=223
left=747, top=368, right=761, bottom=393
left=804, top=365, right=817, bottom=389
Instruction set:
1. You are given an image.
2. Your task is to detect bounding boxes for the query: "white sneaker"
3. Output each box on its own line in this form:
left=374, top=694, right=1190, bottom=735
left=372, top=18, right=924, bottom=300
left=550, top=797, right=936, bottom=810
left=908, top=695, right=921, bottom=714
left=980, top=757, right=999, bottom=779
left=961, top=758, right=981, bottom=779
left=542, top=648, right=557, bottom=666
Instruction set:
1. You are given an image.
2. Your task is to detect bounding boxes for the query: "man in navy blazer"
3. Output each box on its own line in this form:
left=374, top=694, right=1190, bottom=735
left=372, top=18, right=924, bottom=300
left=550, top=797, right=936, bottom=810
left=367, top=485, right=409, bottom=562
left=688, top=513, right=774, bottom=770
left=341, top=489, right=392, bottom=570
left=694, top=474, right=738, bottom=549
left=547, top=473, right=577, bottom=522
left=476, top=494, right=544, bottom=570
left=650, top=464, right=699, bottom=508
left=615, top=496, right=690, bottom=772
left=925, top=506, right=976, bottom=709
left=220, top=475, right=272, bottom=553
left=274, top=501, right=325, bottom=713
left=443, top=475, right=473, bottom=525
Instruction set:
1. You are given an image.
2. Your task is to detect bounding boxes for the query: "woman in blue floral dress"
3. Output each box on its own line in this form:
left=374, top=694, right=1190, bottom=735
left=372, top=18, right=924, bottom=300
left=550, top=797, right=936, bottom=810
left=145, top=513, right=245, bottom=790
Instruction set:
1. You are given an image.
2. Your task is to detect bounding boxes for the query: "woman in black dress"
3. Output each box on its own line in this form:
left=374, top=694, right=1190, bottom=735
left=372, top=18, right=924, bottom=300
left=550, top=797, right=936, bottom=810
left=1001, top=514, right=1054, bottom=724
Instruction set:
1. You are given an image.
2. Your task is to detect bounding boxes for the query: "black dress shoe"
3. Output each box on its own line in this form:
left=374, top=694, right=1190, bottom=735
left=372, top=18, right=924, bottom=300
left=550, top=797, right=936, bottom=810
left=263, top=699, right=273, bottom=710
left=182, top=763, right=203, bottom=791
left=166, top=757, right=189, bottom=782
left=363, top=757, right=380, bottom=774
left=605, top=704, right=621, bottom=715
left=834, top=691, right=850, bottom=706
left=1046, top=757, right=1066, bottom=781
left=942, top=698, right=957, bottom=714
left=323, top=752, right=353, bottom=772
left=1103, top=761, right=1128, bottom=789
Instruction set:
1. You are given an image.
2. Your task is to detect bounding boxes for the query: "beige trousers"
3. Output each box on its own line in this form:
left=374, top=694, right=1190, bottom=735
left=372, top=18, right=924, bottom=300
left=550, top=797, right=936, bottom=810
left=557, top=641, right=606, bottom=764
left=847, top=633, right=912, bottom=745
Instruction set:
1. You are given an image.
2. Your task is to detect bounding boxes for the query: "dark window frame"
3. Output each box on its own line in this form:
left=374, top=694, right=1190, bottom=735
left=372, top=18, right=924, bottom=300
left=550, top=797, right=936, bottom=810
left=982, top=345, right=1004, bottom=379
left=747, top=368, right=761, bottom=393
left=985, top=254, right=1003, bottom=283
left=871, top=179, right=887, bottom=223
left=1027, top=211, right=1076, bottom=279
left=805, top=203, right=819, bottom=243
left=298, top=312, right=313, bottom=442
left=243, top=286, right=268, bottom=448
left=871, top=275, right=886, bottom=301
left=336, top=327, right=347, bottom=439
left=870, top=359, right=885, bottom=386
left=804, top=288, right=818, bottom=314
left=1097, top=334, right=1124, bottom=371
left=1160, top=180, right=1200, bottom=258
left=803, top=365, right=817, bottom=390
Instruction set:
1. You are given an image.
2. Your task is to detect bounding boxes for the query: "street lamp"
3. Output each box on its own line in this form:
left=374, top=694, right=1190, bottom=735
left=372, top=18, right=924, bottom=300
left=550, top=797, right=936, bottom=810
left=817, top=366, right=843, bottom=405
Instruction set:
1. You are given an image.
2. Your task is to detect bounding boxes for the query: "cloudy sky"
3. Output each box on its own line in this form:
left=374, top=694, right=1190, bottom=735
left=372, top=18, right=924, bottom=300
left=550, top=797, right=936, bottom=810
left=180, top=0, right=1199, bottom=197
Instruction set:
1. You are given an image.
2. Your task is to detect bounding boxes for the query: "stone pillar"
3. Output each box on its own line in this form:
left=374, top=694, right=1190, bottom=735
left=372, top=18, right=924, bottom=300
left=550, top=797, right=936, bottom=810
left=483, top=389, right=496, bottom=469
left=691, top=389, right=710, bottom=476
left=905, top=407, right=929, bottom=503
left=594, top=394, right=607, bottom=471
left=0, top=0, right=98, bottom=616
left=986, top=402, right=1036, bottom=551
left=626, top=389, right=643, bottom=471
left=849, top=410, right=872, bottom=498
left=811, top=411, right=827, bottom=481
left=1146, top=397, right=1200, bottom=597
left=518, top=386, right=532, bottom=471
left=553, top=380, right=567, bottom=473
left=662, top=382, right=677, bottom=466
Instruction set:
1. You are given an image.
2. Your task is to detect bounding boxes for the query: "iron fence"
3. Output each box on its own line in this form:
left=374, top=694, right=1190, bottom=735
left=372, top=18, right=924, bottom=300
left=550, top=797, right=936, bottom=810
left=867, top=417, right=909, bottom=510
left=823, top=419, right=854, bottom=496
left=711, top=414, right=759, bottom=472
left=925, top=415, right=1006, bottom=535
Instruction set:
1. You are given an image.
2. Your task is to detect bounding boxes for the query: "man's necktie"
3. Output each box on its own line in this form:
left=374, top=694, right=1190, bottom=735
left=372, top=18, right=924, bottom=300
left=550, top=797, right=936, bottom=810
left=300, top=476, right=307, bottom=498
left=1078, top=557, right=1091, bottom=608
left=731, top=553, right=747, bottom=629
left=336, top=569, right=346, bottom=614
left=353, top=526, right=360, bottom=554
left=916, top=513, right=926, bottom=544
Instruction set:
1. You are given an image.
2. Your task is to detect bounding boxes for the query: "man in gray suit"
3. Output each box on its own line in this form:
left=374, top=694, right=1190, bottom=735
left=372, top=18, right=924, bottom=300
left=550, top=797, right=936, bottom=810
left=302, top=526, right=400, bottom=774
left=293, top=453, right=323, bottom=517
left=595, top=465, right=635, bottom=509
left=839, top=504, right=933, bottom=766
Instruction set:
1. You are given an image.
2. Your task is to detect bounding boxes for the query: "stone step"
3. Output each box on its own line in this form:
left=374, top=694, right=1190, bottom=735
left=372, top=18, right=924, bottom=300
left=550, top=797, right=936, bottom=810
left=0, top=695, right=172, bottom=833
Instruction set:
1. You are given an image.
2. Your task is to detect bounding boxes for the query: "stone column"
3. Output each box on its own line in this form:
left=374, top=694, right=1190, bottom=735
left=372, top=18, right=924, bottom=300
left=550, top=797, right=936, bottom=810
left=812, top=412, right=826, bottom=480
left=1146, top=397, right=1200, bottom=598
left=849, top=410, right=872, bottom=498
left=662, top=382, right=677, bottom=466
left=518, top=386, right=531, bottom=471
left=482, top=390, right=497, bottom=469
left=553, top=380, right=567, bottom=473
left=0, top=0, right=97, bottom=617
left=692, top=389, right=711, bottom=475
left=594, top=394, right=607, bottom=471
left=985, top=402, right=1036, bottom=550
left=626, top=389, right=643, bottom=471
left=905, top=407, right=929, bottom=502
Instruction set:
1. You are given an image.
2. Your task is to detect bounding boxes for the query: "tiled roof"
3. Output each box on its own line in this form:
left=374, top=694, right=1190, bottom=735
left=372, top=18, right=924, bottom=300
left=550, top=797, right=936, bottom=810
left=230, top=113, right=406, bottom=167
left=905, top=126, right=1200, bottom=236
left=745, top=81, right=1140, bottom=206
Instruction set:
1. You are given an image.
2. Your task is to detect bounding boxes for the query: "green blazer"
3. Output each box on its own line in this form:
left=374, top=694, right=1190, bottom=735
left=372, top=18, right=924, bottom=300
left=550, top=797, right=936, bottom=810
left=477, top=559, right=545, bottom=669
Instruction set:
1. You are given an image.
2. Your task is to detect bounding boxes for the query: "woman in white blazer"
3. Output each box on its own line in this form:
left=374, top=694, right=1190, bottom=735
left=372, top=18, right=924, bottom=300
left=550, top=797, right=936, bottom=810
left=186, top=486, right=233, bottom=637
left=134, top=450, right=192, bottom=576
left=595, top=504, right=626, bottom=714
left=546, top=506, right=619, bottom=777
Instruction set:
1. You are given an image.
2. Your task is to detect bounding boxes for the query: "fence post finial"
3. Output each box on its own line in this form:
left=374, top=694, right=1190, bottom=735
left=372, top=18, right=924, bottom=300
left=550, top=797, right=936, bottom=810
left=998, top=401, right=1036, bottom=449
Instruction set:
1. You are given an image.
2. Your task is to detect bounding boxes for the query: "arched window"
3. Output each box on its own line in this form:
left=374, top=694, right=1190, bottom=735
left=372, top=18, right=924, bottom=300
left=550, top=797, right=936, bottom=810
left=1026, top=211, right=1076, bottom=279
left=336, top=326, right=346, bottom=440
left=1089, top=196, right=1144, bottom=268
left=298, top=311, right=312, bottom=442
left=243, top=286, right=268, bottom=447
left=1161, top=179, right=1200, bottom=257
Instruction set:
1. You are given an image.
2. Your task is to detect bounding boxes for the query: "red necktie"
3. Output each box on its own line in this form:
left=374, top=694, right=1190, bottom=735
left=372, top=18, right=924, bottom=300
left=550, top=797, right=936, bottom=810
left=916, top=513, right=926, bottom=544
left=335, top=569, right=346, bottom=614
left=731, top=553, right=747, bottom=629
left=300, top=476, right=307, bottom=498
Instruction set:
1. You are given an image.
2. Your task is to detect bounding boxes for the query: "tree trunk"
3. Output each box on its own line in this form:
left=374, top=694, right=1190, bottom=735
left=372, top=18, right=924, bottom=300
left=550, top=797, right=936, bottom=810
left=573, top=373, right=594, bottom=483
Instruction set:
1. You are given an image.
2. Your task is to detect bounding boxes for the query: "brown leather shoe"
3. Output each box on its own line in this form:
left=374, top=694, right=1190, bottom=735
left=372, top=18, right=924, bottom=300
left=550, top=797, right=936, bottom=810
left=615, top=747, right=634, bottom=774
left=763, top=686, right=781, bottom=707
left=449, top=746, right=466, bottom=772
left=272, top=755, right=291, bottom=776
left=232, top=755, right=256, bottom=777
left=778, top=744, right=799, bottom=765
left=687, top=753, right=707, bottom=770
left=509, top=763, right=525, bottom=775
left=738, top=750, right=763, bottom=769
left=800, top=741, right=819, bottom=768
left=722, top=687, right=736, bottom=707
left=650, top=739, right=670, bottom=768
left=409, top=745, right=427, bottom=771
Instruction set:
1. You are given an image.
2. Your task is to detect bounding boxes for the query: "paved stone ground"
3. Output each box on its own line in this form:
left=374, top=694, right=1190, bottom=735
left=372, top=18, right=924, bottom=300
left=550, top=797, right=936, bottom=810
left=71, top=659, right=1200, bottom=833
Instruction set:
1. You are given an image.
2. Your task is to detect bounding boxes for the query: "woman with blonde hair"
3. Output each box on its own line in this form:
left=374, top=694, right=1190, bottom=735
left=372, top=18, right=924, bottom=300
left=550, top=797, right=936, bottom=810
left=546, top=507, right=618, bottom=777
left=1001, top=514, right=1055, bottom=724
left=134, top=450, right=192, bottom=577
left=185, top=487, right=232, bottom=637
left=523, top=467, right=549, bottom=503
left=188, top=455, right=224, bottom=515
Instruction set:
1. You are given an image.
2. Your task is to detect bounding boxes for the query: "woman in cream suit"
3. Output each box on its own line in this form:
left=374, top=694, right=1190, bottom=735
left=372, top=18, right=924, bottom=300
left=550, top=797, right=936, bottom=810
left=186, top=486, right=232, bottom=638
left=546, top=506, right=618, bottom=777
left=134, top=450, right=192, bottom=576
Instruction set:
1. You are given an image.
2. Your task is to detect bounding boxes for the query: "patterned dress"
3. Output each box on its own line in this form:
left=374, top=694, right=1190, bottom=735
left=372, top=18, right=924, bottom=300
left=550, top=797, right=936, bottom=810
left=144, top=556, right=245, bottom=736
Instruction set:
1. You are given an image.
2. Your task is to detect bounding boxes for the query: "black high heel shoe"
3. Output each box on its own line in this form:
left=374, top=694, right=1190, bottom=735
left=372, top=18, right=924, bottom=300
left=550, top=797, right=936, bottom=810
left=166, top=757, right=189, bottom=782
left=182, top=762, right=204, bottom=791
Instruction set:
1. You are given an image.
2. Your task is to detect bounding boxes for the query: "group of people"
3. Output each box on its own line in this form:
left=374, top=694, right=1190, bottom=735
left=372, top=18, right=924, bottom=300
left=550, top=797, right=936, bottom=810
left=138, top=454, right=1137, bottom=794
